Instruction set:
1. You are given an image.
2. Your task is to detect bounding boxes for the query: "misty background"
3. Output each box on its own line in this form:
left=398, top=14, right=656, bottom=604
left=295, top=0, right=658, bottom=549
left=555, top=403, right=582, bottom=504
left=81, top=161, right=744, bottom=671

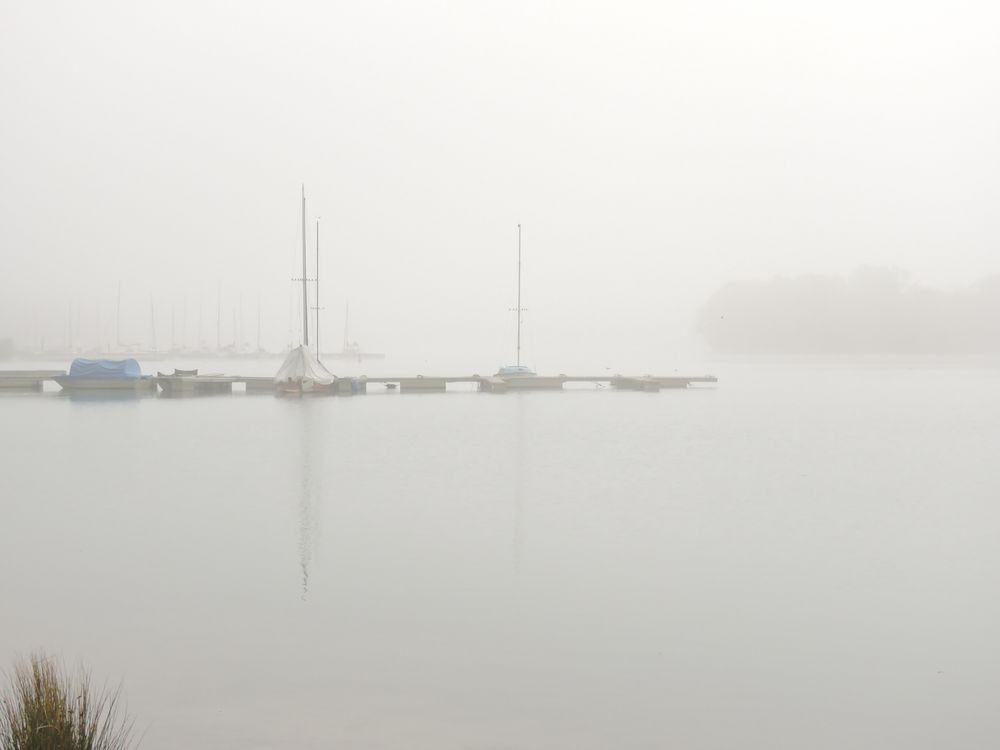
left=700, top=267, right=1000, bottom=355
left=2, top=1, right=998, bottom=367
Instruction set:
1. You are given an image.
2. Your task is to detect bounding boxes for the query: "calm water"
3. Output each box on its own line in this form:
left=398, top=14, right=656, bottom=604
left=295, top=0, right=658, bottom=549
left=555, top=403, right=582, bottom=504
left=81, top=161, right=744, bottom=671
left=2, top=362, right=999, bottom=749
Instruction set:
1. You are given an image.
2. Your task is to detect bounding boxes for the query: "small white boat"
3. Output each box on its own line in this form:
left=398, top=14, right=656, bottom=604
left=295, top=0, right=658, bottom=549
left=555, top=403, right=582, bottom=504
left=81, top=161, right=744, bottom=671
left=496, top=364, right=536, bottom=377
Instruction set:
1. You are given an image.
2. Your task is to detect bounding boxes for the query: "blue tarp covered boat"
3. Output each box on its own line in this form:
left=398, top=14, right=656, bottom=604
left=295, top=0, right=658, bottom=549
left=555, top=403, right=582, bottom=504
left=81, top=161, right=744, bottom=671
left=55, top=358, right=155, bottom=392
left=68, top=358, right=142, bottom=378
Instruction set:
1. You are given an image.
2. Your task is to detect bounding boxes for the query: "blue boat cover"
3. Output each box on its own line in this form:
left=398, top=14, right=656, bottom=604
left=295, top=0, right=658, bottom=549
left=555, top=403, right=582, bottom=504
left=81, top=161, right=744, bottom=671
left=68, top=358, right=142, bottom=378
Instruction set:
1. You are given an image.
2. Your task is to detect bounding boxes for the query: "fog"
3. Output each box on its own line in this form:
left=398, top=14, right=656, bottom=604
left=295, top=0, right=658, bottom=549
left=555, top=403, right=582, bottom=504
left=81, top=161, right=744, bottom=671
left=700, top=267, right=1000, bottom=355
left=5, top=6, right=1000, bottom=748
left=2, top=1, right=999, bottom=367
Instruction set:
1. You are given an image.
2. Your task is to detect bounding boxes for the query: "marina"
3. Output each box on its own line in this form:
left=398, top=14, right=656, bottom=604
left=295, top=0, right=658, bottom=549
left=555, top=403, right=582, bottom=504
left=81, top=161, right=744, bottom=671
left=1, top=213, right=721, bottom=398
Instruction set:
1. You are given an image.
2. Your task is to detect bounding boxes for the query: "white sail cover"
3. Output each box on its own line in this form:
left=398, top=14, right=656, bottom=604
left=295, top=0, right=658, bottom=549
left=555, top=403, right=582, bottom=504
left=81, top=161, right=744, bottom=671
left=274, top=345, right=335, bottom=386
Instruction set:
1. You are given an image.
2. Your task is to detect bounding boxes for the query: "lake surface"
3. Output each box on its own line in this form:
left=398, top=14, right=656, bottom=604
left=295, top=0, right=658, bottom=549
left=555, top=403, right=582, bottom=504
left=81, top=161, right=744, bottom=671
left=2, top=362, right=999, bottom=749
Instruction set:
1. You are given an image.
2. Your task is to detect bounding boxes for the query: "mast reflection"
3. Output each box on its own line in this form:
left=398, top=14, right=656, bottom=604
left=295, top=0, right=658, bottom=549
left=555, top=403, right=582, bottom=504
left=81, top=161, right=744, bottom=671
left=294, top=402, right=322, bottom=600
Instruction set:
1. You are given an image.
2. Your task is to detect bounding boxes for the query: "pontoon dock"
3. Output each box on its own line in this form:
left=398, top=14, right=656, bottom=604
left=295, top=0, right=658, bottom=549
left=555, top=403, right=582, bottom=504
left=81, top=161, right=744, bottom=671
left=1, top=370, right=717, bottom=395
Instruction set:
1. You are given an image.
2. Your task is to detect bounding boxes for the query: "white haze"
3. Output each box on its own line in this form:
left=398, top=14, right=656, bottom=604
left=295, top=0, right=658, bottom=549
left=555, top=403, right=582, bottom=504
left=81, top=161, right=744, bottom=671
left=2, top=1, right=998, bottom=368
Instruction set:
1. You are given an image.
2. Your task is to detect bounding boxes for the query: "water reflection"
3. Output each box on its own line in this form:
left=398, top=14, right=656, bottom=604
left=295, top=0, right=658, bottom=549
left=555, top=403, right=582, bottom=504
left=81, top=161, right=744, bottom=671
left=511, top=393, right=526, bottom=573
left=61, top=389, right=155, bottom=403
left=294, top=403, right=321, bottom=600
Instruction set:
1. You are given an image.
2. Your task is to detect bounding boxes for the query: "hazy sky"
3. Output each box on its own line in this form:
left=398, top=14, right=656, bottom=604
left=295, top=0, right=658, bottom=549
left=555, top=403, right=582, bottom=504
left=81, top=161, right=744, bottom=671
left=2, top=1, right=998, bottom=364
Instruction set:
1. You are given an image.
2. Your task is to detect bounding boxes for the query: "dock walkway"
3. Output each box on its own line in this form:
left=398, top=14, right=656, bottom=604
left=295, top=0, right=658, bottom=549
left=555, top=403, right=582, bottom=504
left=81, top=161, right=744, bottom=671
left=0, top=370, right=718, bottom=396
left=0, top=370, right=65, bottom=390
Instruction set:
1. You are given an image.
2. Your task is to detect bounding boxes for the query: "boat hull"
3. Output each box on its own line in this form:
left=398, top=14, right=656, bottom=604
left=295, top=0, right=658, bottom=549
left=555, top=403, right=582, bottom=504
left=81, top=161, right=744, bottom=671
left=275, top=380, right=334, bottom=396
left=54, top=376, right=157, bottom=392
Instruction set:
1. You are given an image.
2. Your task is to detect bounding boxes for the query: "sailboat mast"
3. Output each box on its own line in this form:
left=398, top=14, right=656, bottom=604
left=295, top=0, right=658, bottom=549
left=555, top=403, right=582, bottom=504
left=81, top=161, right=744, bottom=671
left=150, top=294, right=157, bottom=352
left=516, top=223, right=522, bottom=368
left=315, top=218, right=320, bottom=360
left=216, top=281, right=221, bottom=352
left=301, top=185, right=310, bottom=347
left=343, top=303, right=349, bottom=352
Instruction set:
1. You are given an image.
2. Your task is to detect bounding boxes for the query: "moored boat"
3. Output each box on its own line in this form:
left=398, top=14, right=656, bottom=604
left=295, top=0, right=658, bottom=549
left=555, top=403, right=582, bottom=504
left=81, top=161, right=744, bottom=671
left=496, top=364, right=537, bottom=378
left=274, top=345, right=335, bottom=396
left=54, top=358, right=156, bottom=392
left=496, top=224, right=537, bottom=379
left=273, top=186, right=335, bottom=396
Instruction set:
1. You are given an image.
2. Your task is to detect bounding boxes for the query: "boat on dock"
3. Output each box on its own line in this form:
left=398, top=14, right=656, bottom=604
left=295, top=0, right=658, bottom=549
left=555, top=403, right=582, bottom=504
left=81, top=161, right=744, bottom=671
left=274, top=186, right=336, bottom=396
left=274, top=345, right=335, bottom=395
left=495, top=224, right=542, bottom=383
left=53, top=358, right=156, bottom=393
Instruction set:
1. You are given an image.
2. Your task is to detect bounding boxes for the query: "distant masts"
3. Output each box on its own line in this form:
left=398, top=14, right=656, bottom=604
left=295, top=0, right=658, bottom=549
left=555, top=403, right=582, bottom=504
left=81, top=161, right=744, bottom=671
left=343, top=302, right=350, bottom=352
left=216, top=281, right=222, bottom=352
left=150, top=294, right=157, bottom=352
left=116, top=281, right=122, bottom=349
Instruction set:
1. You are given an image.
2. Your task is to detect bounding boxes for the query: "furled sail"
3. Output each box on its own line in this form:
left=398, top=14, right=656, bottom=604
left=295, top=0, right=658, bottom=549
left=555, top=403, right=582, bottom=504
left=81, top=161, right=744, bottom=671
left=273, top=345, right=335, bottom=387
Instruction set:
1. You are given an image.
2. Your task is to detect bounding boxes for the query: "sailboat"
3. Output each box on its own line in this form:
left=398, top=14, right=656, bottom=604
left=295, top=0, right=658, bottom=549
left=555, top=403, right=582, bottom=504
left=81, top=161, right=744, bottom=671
left=275, top=186, right=336, bottom=395
left=497, top=224, right=536, bottom=378
left=324, top=303, right=386, bottom=361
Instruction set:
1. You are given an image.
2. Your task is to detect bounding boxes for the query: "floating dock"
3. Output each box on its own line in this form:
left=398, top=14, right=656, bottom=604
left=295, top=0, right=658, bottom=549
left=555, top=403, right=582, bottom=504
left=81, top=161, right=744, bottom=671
left=0, top=370, right=717, bottom=396
left=155, top=374, right=275, bottom=397
left=0, top=370, right=66, bottom=390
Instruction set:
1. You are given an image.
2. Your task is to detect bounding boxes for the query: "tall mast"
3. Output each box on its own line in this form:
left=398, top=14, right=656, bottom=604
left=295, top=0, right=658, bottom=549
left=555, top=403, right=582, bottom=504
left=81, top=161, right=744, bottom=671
left=315, top=218, right=321, bottom=359
left=301, top=185, right=309, bottom=347
left=516, top=224, right=522, bottom=367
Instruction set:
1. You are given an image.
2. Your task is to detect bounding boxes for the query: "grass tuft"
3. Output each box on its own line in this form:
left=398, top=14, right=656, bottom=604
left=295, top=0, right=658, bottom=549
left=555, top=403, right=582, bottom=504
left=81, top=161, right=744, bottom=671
left=0, top=652, right=135, bottom=750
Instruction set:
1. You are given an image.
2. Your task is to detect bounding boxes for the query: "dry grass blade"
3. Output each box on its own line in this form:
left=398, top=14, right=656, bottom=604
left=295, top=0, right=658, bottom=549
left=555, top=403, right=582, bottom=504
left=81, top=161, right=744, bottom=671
left=0, top=653, right=136, bottom=750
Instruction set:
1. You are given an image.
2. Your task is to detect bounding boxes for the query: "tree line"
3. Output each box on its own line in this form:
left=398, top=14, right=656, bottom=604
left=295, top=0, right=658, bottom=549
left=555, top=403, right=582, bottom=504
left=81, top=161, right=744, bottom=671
left=698, top=267, right=1000, bottom=355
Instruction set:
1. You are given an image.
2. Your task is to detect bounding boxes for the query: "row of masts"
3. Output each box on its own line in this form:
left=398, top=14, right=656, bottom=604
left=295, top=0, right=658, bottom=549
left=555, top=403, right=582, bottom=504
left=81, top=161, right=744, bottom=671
left=123, top=283, right=263, bottom=353
left=44, top=278, right=352, bottom=355
left=33, top=187, right=519, bottom=359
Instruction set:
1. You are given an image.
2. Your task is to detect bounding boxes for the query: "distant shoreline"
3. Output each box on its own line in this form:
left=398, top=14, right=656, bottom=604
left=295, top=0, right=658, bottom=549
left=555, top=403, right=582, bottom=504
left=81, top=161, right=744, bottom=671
left=698, top=268, right=1000, bottom=359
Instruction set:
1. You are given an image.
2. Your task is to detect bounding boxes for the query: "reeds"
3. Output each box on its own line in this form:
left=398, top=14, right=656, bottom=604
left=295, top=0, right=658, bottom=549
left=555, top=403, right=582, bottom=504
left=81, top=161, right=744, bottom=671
left=0, top=653, right=135, bottom=750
